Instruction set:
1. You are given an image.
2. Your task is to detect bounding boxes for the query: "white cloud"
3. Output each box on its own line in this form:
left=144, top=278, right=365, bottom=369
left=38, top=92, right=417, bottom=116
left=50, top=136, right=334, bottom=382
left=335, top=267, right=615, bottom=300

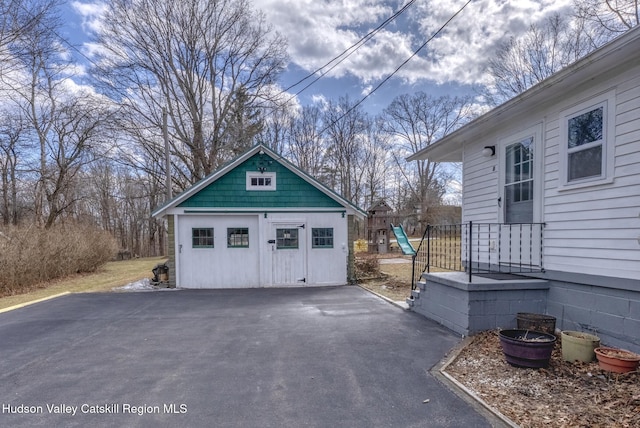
left=259, top=0, right=398, bottom=79
left=71, top=1, right=107, bottom=34
left=411, top=0, right=575, bottom=85
left=258, top=0, right=575, bottom=87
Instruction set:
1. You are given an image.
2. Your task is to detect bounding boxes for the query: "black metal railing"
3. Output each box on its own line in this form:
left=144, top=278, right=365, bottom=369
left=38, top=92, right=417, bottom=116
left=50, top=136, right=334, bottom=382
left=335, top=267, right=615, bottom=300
left=411, top=222, right=545, bottom=289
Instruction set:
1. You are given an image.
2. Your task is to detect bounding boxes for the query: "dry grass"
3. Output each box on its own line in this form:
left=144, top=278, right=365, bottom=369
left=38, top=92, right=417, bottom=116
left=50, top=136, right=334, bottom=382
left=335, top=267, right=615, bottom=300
left=0, top=257, right=166, bottom=310
left=356, top=250, right=452, bottom=302
left=357, top=253, right=414, bottom=302
left=0, top=224, right=118, bottom=296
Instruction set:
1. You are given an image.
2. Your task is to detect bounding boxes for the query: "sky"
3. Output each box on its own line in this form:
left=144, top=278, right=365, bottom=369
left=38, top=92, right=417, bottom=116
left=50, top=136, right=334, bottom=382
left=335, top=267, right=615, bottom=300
left=61, top=0, right=576, bottom=116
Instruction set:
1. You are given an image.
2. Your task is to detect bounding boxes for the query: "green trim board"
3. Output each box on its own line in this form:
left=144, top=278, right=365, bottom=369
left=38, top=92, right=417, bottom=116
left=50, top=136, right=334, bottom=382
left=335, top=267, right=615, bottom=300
left=183, top=210, right=347, bottom=214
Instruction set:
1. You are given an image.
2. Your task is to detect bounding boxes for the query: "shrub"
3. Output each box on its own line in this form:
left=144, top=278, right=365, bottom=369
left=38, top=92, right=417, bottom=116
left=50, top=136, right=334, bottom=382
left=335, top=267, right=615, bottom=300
left=354, top=255, right=380, bottom=279
left=0, top=224, right=117, bottom=296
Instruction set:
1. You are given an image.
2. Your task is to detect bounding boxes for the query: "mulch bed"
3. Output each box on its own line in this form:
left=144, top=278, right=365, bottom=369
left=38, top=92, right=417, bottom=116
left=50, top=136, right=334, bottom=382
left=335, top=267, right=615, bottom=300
left=444, top=330, right=640, bottom=428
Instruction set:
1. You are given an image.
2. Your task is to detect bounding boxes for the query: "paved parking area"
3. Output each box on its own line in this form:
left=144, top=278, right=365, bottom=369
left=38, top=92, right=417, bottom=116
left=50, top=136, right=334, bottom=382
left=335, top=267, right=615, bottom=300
left=0, top=286, right=492, bottom=427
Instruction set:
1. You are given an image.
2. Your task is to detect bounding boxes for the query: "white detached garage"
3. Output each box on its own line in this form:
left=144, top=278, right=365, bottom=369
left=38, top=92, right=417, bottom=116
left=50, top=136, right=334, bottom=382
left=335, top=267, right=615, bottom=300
left=152, top=144, right=367, bottom=289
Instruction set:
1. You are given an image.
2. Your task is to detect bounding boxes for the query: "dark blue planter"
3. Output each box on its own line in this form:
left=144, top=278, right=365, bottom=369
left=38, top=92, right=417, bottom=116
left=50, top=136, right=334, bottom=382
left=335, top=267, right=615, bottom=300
left=499, top=329, right=557, bottom=368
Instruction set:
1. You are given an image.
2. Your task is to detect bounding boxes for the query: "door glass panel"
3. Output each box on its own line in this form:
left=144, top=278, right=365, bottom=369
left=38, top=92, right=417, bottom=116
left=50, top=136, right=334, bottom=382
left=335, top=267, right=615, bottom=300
left=276, top=228, right=299, bottom=249
left=505, top=137, right=534, bottom=224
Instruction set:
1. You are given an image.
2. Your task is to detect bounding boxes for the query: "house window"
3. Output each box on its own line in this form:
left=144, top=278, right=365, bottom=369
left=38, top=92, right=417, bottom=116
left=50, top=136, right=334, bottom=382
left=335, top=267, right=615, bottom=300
left=192, top=228, right=214, bottom=248
left=567, top=106, right=603, bottom=181
left=560, top=92, right=614, bottom=186
left=227, top=228, right=249, bottom=248
left=246, top=172, right=276, bottom=190
left=276, top=228, right=298, bottom=249
left=312, top=228, right=333, bottom=248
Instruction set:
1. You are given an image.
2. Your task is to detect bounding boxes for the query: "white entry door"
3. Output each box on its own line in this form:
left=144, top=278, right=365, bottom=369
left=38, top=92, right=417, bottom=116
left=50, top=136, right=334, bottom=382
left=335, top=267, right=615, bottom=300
left=270, top=223, right=307, bottom=286
left=498, top=127, right=542, bottom=270
left=504, top=137, right=534, bottom=224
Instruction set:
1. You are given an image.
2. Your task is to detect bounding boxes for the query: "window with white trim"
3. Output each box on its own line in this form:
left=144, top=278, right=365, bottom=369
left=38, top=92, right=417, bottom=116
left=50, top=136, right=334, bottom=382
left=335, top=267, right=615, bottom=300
left=192, top=228, right=214, bottom=248
left=227, top=228, right=249, bottom=248
left=560, top=92, right=614, bottom=186
left=246, top=172, right=276, bottom=190
left=312, top=228, right=333, bottom=248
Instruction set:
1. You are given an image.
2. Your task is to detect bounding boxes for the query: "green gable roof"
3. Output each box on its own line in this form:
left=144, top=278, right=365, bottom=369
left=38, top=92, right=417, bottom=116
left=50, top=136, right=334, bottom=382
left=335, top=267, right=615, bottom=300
left=152, top=144, right=367, bottom=219
left=178, top=153, right=342, bottom=209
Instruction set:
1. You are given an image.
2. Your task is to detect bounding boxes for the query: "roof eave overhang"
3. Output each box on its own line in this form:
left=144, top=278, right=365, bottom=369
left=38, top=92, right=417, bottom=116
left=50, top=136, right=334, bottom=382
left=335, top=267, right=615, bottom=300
left=406, top=26, right=640, bottom=163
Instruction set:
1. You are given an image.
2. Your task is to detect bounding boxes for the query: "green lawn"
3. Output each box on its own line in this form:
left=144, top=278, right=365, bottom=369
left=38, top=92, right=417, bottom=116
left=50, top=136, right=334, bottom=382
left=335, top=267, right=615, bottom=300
left=0, top=257, right=166, bottom=311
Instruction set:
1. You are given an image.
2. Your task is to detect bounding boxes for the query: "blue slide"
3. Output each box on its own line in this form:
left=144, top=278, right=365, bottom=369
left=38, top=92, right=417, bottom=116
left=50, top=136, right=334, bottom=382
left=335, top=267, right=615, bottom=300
left=390, top=224, right=416, bottom=256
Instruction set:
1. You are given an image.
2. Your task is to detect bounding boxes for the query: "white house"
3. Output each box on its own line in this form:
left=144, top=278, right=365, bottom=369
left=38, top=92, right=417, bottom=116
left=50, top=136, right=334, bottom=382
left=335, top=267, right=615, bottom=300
left=152, top=144, right=367, bottom=289
left=407, top=26, right=640, bottom=352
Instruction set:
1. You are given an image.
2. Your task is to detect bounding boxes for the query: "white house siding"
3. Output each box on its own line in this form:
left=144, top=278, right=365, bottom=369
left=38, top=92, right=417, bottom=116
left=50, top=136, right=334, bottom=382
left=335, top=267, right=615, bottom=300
left=542, top=70, right=640, bottom=280
left=461, top=150, right=498, bottom=223
left=459, top=67, right=640, bottom=280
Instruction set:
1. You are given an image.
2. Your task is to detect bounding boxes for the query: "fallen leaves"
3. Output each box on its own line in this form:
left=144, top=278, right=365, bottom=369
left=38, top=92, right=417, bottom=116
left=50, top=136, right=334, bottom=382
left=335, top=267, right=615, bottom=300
left=444, top=330, right=640, bottom=428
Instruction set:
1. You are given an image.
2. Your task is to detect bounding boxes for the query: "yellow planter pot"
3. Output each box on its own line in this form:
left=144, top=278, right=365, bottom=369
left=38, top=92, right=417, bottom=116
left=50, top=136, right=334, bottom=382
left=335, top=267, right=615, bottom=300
left=561, top=331, right=600, bottom=363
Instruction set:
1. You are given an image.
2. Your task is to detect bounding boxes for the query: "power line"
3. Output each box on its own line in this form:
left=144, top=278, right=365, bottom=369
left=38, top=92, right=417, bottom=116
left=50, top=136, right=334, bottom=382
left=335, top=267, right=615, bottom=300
left=282, top=0, right=418, bottom=98
left=320, top=0, right=474, bottom=131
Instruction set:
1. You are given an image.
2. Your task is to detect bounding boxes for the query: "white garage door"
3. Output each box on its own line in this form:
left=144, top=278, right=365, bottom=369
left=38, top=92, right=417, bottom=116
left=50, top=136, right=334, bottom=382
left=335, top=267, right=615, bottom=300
left=177, top=215, right=260, bottom=288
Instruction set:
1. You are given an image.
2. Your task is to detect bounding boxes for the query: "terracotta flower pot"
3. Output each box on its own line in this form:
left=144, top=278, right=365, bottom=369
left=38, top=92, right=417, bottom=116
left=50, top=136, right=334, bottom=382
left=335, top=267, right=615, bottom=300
left=594, top=347, right=640, bottom=373
left=499, top=329, right=557, bottom=368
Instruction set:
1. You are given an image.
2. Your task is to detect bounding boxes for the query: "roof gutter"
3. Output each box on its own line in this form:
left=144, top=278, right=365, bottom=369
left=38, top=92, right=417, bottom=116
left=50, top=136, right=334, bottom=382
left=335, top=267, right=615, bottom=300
left=406, top=26, right=640, bottom=163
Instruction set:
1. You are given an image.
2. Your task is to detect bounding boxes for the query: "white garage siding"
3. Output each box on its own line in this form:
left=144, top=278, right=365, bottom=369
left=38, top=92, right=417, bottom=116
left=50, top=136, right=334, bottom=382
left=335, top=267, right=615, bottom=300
left=176, top=214, right=260, bottom=288
left=174, top=212, right=350, bottom=289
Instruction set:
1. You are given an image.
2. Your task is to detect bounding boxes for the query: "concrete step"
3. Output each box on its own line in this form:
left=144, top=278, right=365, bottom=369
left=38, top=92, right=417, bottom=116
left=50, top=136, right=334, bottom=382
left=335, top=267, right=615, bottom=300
left=411, top=289, right=420, bottom=300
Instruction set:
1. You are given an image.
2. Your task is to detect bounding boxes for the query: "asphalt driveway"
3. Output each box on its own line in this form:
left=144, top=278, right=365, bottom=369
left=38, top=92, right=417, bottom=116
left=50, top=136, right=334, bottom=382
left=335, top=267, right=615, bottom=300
left=0, top=286, right=493, bottom=427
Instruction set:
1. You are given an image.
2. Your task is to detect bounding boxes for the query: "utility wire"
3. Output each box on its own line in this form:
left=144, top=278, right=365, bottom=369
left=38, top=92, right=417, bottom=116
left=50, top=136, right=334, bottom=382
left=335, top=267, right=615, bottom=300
left=319, top=0, right=474, bottom=132
left=282, top=0, right=418, bottom=97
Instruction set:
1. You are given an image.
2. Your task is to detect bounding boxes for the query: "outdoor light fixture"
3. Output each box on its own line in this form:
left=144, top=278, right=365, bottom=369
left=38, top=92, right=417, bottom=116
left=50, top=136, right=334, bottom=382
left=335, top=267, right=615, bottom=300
left=482, top=145, right=496, bottom=157
left=255, top=152, right=272, bottom=173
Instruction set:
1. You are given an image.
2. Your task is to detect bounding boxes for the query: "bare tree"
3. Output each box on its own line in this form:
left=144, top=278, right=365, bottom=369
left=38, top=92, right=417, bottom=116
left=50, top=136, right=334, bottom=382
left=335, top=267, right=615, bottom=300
left=575, top=0, right=639, bottom=39
left=4, top=2, right=116, bottom=228
left=286, top=105, right=326, bottom=178
left=383, top=92, right=472, bottom=224
left=94, top=0, right=288, bottom=193
left=0, top=0, right=58, bottom=71
left=42, top=97, right=112, bottom=228
left=323, top=96, right=369, bottom=204
left=484, top=14, right=595, bottom=105
left=0, top=110, right=27, bottom=225
left=361, top=117, right=390, bottom=210
left=257, top=100, right=296, bottom=155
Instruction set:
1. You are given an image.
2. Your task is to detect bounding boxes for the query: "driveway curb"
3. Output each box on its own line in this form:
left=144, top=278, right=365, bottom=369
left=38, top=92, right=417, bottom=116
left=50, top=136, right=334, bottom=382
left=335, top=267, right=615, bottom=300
left=433, top=336, right=520, bottom=428
left=356, top=284, right=409, bottom=310
left=359, top=285, right=517, bottom=427
left=0, top=292, right=71, bottom=314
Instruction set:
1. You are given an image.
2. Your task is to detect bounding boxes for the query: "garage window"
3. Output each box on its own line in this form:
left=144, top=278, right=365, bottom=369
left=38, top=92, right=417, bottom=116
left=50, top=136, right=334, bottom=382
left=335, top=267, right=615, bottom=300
left=276, top=228, right=298, bottom=249
left=312, top=228, right=333, bottom=248
left=192, top=228, right=214, bottom=248
left=246, top=172, right=276, bottom=190
left=227, top=228, right=249, bottom=248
